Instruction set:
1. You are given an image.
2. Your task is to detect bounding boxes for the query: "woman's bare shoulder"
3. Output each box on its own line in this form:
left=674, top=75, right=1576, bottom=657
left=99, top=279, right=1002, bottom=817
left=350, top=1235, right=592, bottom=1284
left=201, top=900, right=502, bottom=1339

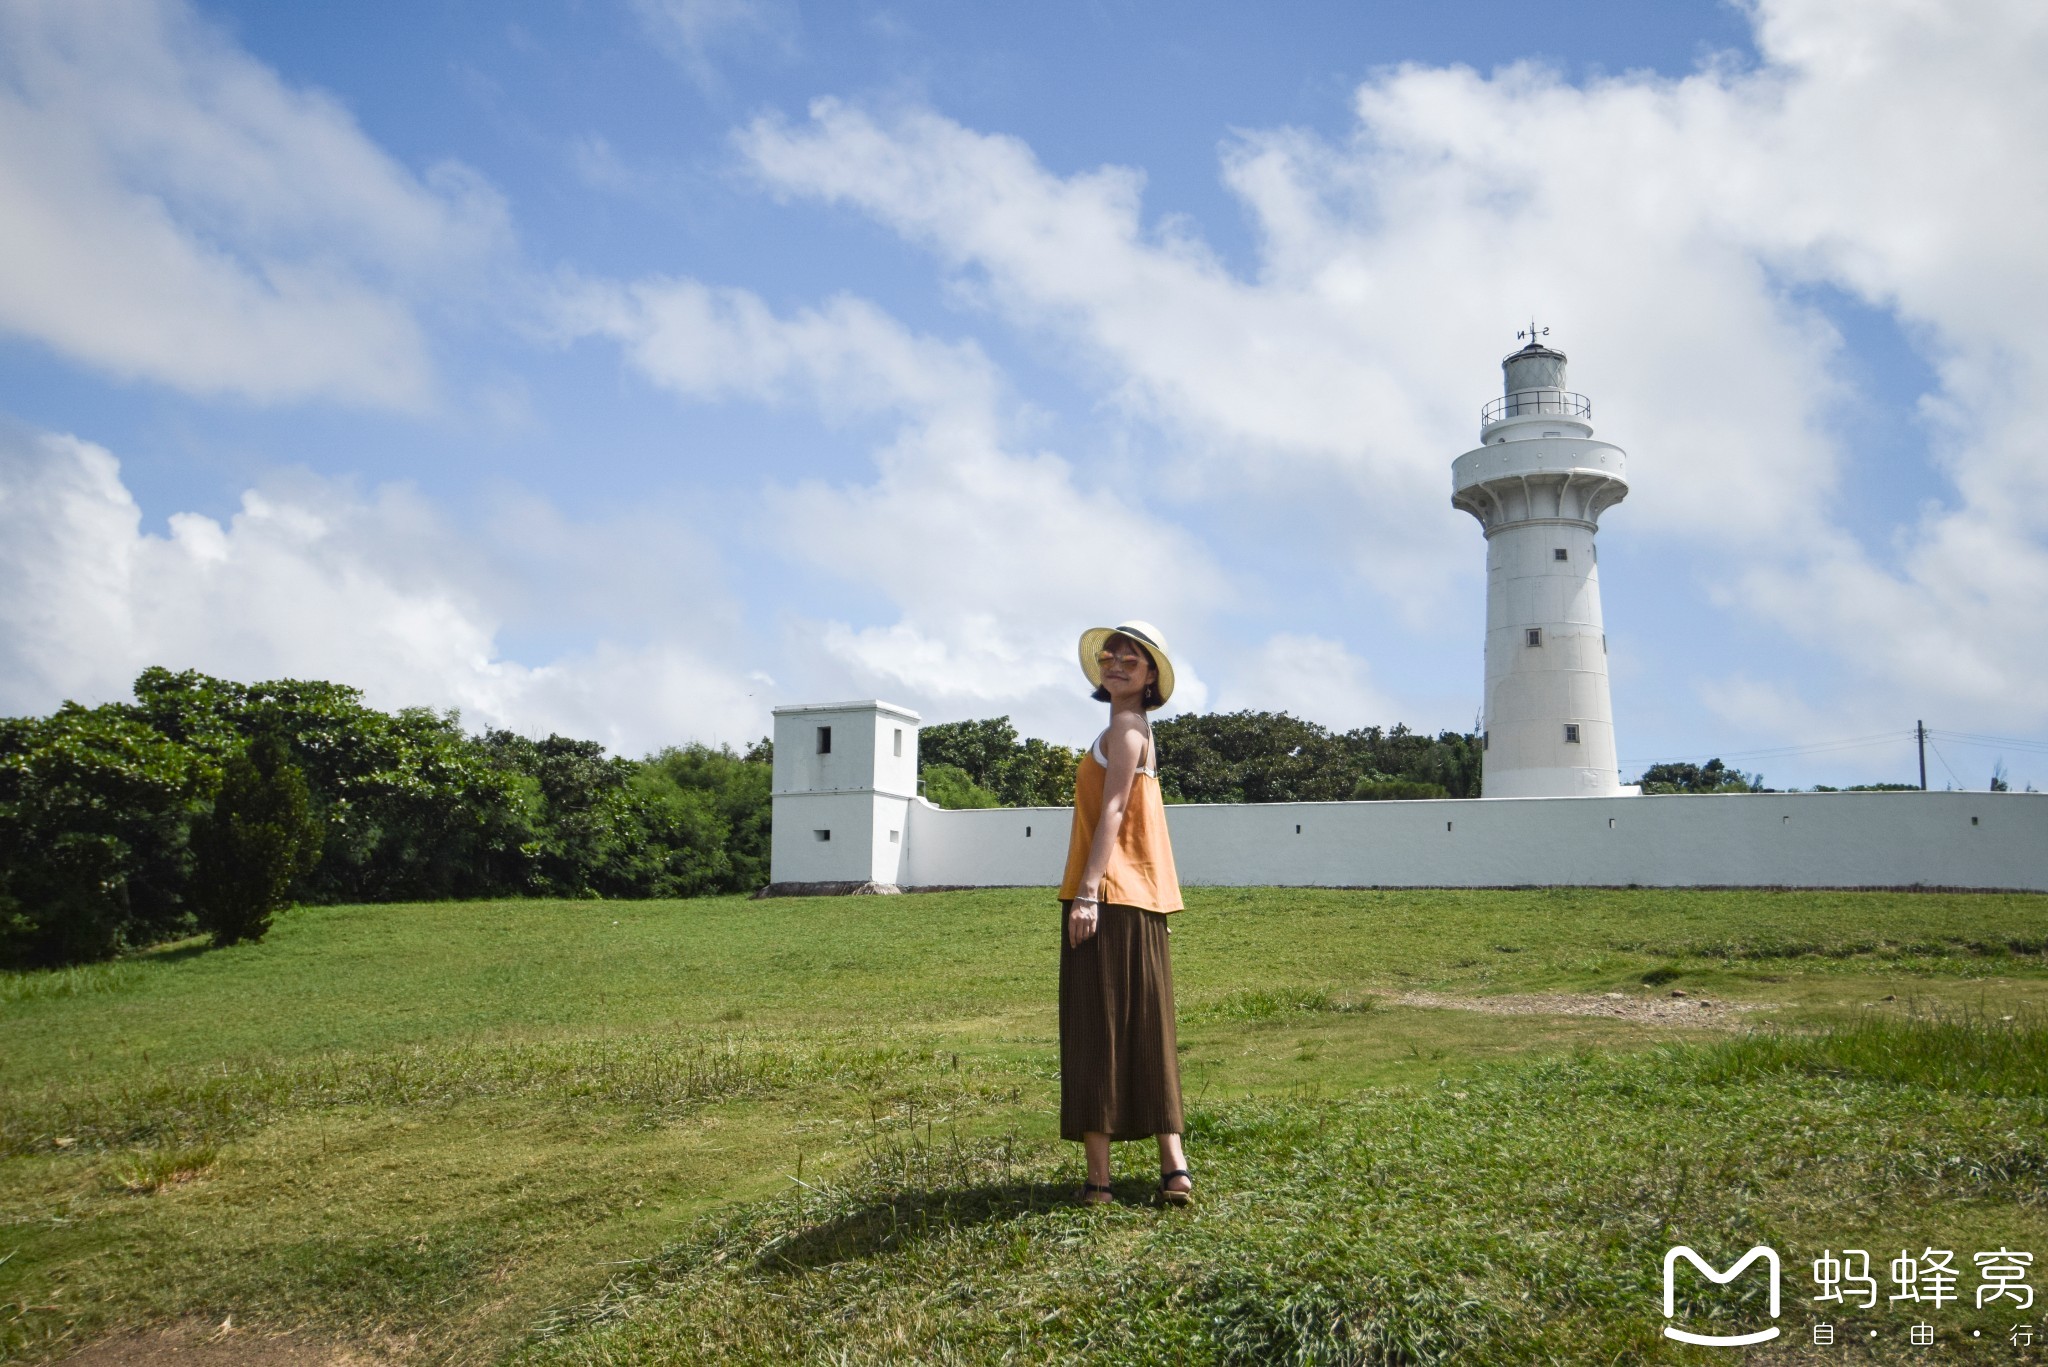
left=1101, top=713, right=1148, bottom=757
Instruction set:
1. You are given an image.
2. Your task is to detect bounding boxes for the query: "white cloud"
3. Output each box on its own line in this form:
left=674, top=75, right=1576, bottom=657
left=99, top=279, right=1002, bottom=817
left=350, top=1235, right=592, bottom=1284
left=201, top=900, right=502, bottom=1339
left=0, top=0, right=511, bottom=407
left=732, top=0, right=2048, bottom=733
left=1211, top=633, right=1399, bottom=733
left=562, top=275, right=999, bottom=422
left=630, top=0, right=797, bottom=91
left=569, top=134, right=636, bottom=192
left=0, top=421, right=764, bottom=754
left=565, top=273, right=1226, bottom=738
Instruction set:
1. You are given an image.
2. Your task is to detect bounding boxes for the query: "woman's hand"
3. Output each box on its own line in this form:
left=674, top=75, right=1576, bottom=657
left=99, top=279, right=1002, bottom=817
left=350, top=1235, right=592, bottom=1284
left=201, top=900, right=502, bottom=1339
left=1067, top=896, right=1099, bottom=947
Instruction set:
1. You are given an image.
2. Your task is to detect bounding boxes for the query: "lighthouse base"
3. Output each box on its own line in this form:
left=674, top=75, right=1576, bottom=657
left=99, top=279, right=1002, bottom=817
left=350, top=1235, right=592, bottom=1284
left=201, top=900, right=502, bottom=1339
left=1482, top=766, right=1630, bottom=799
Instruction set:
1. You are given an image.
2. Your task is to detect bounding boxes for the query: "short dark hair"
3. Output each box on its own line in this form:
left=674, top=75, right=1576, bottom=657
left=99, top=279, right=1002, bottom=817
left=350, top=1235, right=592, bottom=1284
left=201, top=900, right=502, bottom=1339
left=1091, top=637, right=1165, bottom=710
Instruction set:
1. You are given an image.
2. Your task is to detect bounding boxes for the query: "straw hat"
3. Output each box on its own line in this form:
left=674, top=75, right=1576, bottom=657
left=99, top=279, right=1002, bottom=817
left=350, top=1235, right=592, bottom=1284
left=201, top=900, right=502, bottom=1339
left=1078, top=620, right=1176, bottom=708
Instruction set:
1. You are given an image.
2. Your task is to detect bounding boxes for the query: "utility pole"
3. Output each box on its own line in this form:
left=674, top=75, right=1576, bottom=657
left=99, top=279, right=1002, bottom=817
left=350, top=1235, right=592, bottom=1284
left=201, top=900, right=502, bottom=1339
left=1917, top=720, right=1927, bottom=791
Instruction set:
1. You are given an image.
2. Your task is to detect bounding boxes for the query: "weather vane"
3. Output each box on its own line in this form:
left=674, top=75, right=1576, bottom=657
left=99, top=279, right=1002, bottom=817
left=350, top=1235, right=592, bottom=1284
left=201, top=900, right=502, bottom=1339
left=1516, top=319, right=1550, bottom=345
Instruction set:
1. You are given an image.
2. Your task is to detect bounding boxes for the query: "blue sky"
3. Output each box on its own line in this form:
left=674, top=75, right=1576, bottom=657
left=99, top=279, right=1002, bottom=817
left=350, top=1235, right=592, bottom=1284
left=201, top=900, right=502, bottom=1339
left=2, top=0, right=2044, bottom=791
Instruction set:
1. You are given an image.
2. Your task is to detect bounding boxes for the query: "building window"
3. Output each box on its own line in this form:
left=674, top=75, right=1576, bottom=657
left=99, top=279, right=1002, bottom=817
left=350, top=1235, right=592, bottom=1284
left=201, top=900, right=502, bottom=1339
left=1481, top=731, right=1489, bottom=750
left=817, top=725, right=832, bottom=754
left=893, top=728, right=903, bottom=757
left=1553, top=547, right=1568, bottom=561
left=1025, top=825, right=1032, bottom=838
left=888, top=829, right=900, bottom=843
left=813, top=829, right=831, bottom=842
left=1526, top=628, right=1543, bottom=647
left=1563, top=724, right=1581, bottom=744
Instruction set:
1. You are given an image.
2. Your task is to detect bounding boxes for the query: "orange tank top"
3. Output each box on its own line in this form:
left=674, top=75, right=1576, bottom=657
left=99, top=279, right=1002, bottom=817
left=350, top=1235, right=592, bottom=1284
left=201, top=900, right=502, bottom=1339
left=1058, top=719, right=1183, bottom=913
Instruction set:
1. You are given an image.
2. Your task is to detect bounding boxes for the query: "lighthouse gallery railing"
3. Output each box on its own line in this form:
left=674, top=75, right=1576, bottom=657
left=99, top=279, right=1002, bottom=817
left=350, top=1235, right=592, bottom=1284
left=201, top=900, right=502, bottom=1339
left=1481, top=390, right=1592, bottom=424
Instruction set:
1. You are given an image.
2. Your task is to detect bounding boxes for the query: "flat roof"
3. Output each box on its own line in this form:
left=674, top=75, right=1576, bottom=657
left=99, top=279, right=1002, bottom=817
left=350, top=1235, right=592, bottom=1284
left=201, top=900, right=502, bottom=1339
left=771, top=699, right=922, bottom=721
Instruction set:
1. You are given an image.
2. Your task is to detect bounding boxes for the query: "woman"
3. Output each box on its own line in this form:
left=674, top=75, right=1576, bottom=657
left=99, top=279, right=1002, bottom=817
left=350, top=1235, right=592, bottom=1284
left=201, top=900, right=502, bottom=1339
left=1058, top=620, right=1192, bottom=1207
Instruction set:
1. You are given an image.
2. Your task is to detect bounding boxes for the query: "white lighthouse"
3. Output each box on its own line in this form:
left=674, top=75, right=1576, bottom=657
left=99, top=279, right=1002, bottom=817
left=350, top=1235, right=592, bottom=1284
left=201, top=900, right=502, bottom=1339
left=1452, top=334, right=1629, bottom=798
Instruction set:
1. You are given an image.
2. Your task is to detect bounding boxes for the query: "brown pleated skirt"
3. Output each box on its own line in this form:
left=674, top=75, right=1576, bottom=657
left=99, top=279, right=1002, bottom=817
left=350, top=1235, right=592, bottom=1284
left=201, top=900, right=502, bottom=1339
left=1059, top=900, right=1184, bottom=1141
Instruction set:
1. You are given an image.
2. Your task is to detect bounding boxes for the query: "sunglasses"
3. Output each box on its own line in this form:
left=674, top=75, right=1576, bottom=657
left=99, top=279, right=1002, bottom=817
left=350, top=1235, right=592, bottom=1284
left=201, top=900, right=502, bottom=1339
left=1096, top=648, right=1149, bottom=667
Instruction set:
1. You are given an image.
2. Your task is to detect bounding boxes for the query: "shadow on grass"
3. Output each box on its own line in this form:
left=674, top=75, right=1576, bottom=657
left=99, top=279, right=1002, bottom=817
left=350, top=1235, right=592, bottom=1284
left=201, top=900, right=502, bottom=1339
left=135, top=938, right=217, bottom=965
left=756, top=1175, right=1102, bottom=1271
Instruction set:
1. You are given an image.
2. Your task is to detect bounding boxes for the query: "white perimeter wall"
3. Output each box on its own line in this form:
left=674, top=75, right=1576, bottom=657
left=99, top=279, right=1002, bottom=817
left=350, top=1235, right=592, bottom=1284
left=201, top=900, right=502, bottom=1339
left=899, top=791, right=2048, bottom=891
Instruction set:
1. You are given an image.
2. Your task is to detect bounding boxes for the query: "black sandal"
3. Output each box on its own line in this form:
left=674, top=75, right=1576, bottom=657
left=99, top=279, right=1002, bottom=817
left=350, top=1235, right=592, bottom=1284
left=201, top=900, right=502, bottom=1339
left=1159, top=1169, right=1194, bottom=1206
left=1080, top=1182, right=1114, bottom=1205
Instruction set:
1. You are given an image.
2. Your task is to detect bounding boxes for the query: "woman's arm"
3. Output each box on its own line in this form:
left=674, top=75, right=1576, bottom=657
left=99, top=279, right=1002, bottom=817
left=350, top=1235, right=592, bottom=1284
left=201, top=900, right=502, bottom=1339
left=1067, top=719, right=1146, bottom=947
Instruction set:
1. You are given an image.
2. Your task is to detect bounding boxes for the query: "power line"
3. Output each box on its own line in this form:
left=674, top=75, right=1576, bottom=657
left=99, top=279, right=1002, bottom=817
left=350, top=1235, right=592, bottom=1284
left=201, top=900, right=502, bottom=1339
left=1620, top=731, right=1910, bottom=768
left=1923, top=728, right=2048, bottom=755
left=1925, top=738, right=1967, bottom=789
left=1619, top=723, right=2045, bottom=787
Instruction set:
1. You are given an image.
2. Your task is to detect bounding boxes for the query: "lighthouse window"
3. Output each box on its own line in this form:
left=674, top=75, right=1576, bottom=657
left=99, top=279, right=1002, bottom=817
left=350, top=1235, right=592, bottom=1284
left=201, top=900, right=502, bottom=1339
left=817, top=725, right=832, bottom=754
left=1482, top=732, right=1489, bottom=750
left=1553, top=548, right=1568, bottom=561
left=1526, top=628, right=1543, bottom=647
left=1563, top=724, right=1582, bottom=744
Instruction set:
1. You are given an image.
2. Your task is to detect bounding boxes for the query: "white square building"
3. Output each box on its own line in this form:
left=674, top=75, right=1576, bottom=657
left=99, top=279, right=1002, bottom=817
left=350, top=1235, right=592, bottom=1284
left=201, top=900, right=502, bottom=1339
left=768, top=700, right=921, bottom=890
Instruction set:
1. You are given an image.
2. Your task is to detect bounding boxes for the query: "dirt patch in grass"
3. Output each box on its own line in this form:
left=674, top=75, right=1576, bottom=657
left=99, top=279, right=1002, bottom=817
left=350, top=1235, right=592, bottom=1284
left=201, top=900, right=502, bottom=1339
left=1396, top=989, right=1774, bottom=1026
left=56, top=1319, right=409, bottom=1367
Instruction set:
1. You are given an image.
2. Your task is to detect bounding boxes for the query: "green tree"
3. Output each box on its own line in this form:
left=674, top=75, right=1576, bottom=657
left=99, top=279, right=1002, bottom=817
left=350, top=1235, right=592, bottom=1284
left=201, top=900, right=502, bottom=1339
left=913, top=710, right=1478, bottom=808
left=616, top=775, right=732, bottom=897
left=5, top=666, right=807, bottom=937
left=1154, top=711, right=1350, bottom=802
left=132, top=667, right=535, bottom=903
left=919, top=718, right=1019, bottom=792
left=919, top=717, right=1080, bottom=806
left=1151, top=711, right=1479, bottom=802
left=1356, top=724, right=1483, bottom=799
left=476, top=732, right=636, bottom=897
left=1005, top=737, right=1080, bottom=806
left=637, top=742, right=774, bottom=893
left=0, top=704, right=204, bottom=966
left=1634, top=759, right=1770, bottom=794
left=921, top=763, right=1001, bottom=809
left=188, top=734, right=323, bottom=947
left=1353, top=777, right=1451, bottom=800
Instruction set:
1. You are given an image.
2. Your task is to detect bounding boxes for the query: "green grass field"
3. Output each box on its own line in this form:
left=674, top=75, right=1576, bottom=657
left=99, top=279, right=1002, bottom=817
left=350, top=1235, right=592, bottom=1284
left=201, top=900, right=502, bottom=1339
left=4, top=888, right=2048, bottom=1364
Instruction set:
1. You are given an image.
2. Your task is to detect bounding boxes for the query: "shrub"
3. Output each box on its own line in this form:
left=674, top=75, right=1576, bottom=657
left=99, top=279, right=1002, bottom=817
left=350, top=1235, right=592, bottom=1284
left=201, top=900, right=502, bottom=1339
left=638, top=742, right=773, bottom=892
left=1352, top=777, right=1450, bottom=800
left=188, top=734, right=322, bottom=947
